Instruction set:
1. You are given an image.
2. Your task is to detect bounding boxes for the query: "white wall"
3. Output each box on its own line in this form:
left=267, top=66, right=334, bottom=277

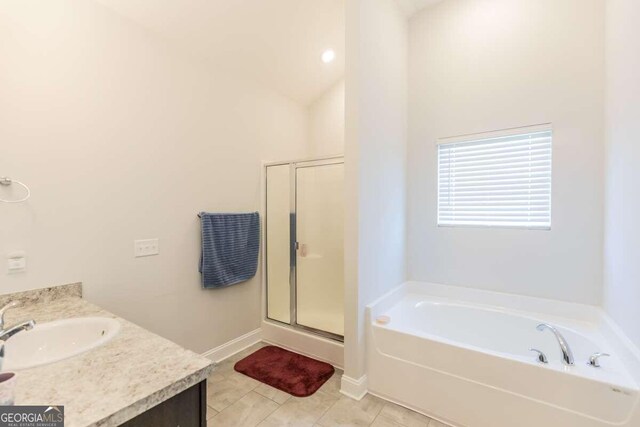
left=604, top=0, right=640, bottom=349
left=0, top=0, right=309, bottom=353
left=344, top=0, right=407, bottom=382
left=407, top=0, right=605, bottom=305
left=308, top=79, right=345, bottom=157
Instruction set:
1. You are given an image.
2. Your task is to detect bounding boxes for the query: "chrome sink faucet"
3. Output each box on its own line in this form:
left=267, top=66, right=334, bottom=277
left=0, top=302, right=36, bottom=341
left=536, top=323, right=574, bottom=366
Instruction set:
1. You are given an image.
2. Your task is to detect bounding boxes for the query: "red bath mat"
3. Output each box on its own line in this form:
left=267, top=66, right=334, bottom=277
left=234, top=346, right=335, bottom=397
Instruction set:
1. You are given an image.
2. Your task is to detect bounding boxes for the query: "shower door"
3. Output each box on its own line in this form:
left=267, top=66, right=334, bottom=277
left=265, top=157, right=344, bottom=341
left=295, top=160, right=344, bottom=338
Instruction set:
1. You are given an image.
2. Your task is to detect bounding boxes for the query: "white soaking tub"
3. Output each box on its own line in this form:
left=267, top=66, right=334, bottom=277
left=366, top=282, right=640, bottom=427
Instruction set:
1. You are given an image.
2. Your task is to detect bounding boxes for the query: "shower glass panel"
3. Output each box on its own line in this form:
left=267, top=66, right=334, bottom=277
left=295, top=163, right=344, bottom=337
left=264, top=157, right=344, bottom=341
left=266, top=164, right=291, bottom=324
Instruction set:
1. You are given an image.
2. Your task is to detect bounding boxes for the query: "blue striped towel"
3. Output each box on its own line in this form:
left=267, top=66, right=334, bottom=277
left=199, top=212, right=260, bottom=289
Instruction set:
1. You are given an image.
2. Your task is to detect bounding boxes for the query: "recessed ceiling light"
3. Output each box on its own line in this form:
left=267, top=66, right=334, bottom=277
left=321, top=49, right=336, bottom=64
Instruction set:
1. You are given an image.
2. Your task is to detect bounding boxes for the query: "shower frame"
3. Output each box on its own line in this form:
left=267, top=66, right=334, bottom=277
left=263, top=155, right=344, bottom=343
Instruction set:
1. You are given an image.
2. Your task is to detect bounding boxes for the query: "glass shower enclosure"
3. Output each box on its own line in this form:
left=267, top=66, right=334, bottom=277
left=265, top=156, right=344, bottom=341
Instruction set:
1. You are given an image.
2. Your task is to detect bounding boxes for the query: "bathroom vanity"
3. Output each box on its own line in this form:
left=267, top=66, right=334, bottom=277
left=119, top=381, right=207, bottom=427
left=1, top=284, right=214, bottom=427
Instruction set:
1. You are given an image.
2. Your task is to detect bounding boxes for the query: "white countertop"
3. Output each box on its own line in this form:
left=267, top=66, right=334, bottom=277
left=3, top=285, right=214, bottom=427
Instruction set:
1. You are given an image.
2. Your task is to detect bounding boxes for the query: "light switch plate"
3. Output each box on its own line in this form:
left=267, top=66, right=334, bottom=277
left=134, top=239, right=159, bottom=257
left=7, top=251, right=27, bottom=273
left=7, top=257, right=26, bottom=272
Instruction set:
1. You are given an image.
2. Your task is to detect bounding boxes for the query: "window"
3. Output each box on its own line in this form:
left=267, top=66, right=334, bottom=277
left=437, top=125, right=552, bottom=229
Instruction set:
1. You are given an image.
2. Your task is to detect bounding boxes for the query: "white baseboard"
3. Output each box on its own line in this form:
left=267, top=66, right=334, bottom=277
left=340, top=374, right=368, bottom=400
left=201, top=328, right=262, bottom=363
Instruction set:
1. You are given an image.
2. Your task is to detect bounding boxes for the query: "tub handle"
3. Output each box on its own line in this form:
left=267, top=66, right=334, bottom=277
left=529, top=348, right=548, bottom=364
left=588, top=352, right=610, bottom=368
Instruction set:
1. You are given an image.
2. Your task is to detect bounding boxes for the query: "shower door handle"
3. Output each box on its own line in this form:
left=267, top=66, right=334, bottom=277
left=296, top=242, right=308, bottom=257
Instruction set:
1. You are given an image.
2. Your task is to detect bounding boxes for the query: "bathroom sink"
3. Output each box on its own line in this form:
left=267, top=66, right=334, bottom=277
left=2, top=317, right=121, bottom=370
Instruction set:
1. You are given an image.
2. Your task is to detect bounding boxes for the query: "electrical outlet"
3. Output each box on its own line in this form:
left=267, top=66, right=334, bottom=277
left=134, top=239, right=159, bottom=257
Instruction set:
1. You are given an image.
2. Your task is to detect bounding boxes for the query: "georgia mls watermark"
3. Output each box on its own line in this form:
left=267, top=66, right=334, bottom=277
left=0, top=406, right=64, bottom=427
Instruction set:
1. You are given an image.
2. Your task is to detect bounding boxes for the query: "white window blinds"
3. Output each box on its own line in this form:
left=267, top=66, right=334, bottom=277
left=437, top=126, right=552, bottom=229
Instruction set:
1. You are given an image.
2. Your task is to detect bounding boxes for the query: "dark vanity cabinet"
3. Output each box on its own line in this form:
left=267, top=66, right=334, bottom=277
left=120, top=380, right=207, bottom=427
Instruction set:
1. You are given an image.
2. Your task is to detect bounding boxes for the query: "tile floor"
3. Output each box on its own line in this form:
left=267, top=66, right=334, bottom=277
left=206, top=342, right=449, bottom=427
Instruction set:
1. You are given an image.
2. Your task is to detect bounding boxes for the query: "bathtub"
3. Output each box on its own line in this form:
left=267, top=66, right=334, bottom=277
left=366, top=282, right=640, bottom=427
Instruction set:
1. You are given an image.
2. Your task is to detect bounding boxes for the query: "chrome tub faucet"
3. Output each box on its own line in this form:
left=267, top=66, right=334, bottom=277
left=536, top=323, right=574, bottom=366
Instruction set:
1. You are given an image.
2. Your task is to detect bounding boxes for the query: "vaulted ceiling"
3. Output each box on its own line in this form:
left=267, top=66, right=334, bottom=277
left=396, top=0, right=444, bottom=17
left=95, top=0, right=345, bottom=106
